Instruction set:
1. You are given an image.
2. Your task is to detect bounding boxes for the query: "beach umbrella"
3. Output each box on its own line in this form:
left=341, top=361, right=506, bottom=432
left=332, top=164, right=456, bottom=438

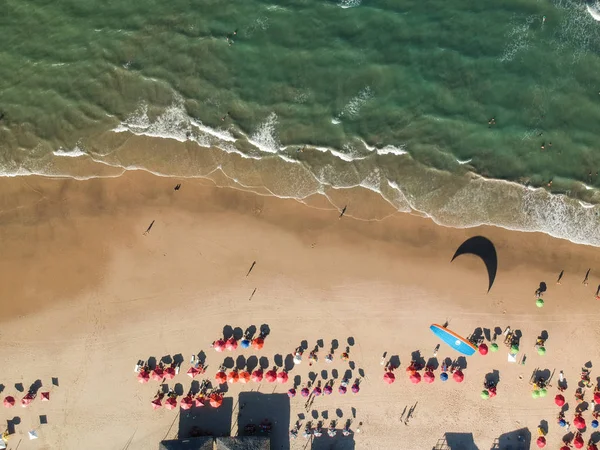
left=180, top=396, right=193, bottom=410
left=592, top=420, right=599, bottom=429
left=251, top=369, right=263, bottom=383
left=410, top=373, right=421, bottom=384
left=287, top=388, right=296, bottom=398
left=151, top=398, right=162, bottom=410
left=252, top=337, right=264, bottom=350
left=510, top=345, right=519, bottom=354
left=227, top=371, right=239, bottom=384
left=424, top=371, right=435, bottom=384
left=536, top=298, right=544, bottom=308
left=479, top=344, right=489, bottom=355
left=405, top=365, right=416, bottom=374
left=555, top=394, right=566, bottom=406
left=239, top=371, right=251, bottom=384
left=440, top=372, right=448, bottom=382
left=213, top=339, right=226, bottom=352
left=225, top=337, right=238, bottom=351
left=574, top=435, right=584, bottom=448
left=3, top=397, right=14, bottom=408
left=324, top=385, right=333, bottom=395
left=558, top=419, right=566, bottom=427
left=265, top=370, right=277, bottom=383
left=293, top=353, right=302, bottom=365
left=352, top=383, right=360, bottom=393
left=312, top=387, right=322, bottom=396
left=537, top=346, right=546, bottom=356
left=28, top=431, right=38, bottom=440
left=536, top=436, right=546, bottom=448
left=165, top=397, right=177, bottom=410
left=488, top=387, right=497, bottom=398
left=163, top=367, right=176, bottom=380
left=453, top=371, right=464, bottom=383
left=40, top=392, right=50, bottom=401
left=187, top=366, right=200, bottom=379
left=532, top=390, right=540, bottom=399
left=301, top=387, right=310, bottom=397
left=338, top=386, right=347, bottom=394
left=194, top=395, right=205, bottom=407
left=215, top=371, right=227, bottom=384
left=595, top=392, right=600, bottom=404
left=138, top=370, right=150, bottom=383
left=383, top=372, right=395, bottom=384
left=240, top=338, right=251, bottom=349
left=490, top=343, right=499, bottom=352
left=481, top=390, right=490, bottom=399
left=21, top=394, right=34, bottom=408
left=209, top=393, right=223, bottom=408
left=589, top=444, right=599, bottom=450
left=277, top=372, right=289, bottom=384
left=560, top=447, right=571, bottom=450
left=539, top=388, right=548, bottom=397
left=151, top=367, right=164, bottom=381
left=574, top=415, right=586, bottom=429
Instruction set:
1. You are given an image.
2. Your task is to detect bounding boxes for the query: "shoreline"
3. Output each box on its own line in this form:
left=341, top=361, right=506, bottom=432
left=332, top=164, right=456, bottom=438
left=2, top=171, right=600, bottom=449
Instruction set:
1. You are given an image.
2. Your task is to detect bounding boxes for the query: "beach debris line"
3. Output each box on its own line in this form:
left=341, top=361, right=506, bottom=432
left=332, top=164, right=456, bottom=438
left=451, top=236, right=498, bottom=292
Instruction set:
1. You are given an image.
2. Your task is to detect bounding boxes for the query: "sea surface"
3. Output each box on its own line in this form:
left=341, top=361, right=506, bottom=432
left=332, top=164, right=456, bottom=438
left=2, top=0, right=600, bottom=244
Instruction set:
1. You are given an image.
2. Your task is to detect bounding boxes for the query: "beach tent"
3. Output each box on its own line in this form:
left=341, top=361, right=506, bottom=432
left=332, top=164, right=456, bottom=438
left=151, top=398, right=162, bottom=410
left=187, top=367, right=200, bottom=379
left=252, top=337, right=264, bottom=350
left=225, top=338, right=238, bottom=351
left=383, top=372, right=395, bottom=384
left=453, top=371, right=464, bottom=383
left=536, top=436, right=546, bottom=448
left=180, top=396, right=193, bottom=410
left=213, top=339, right=226, bottom=352
left=424, top=371, right=435, bottom=383
left=151, top=367, right=164, bottom=381
left=238, top=371, right=251, bottom=384
left=215, top=371, right=227, bottom=384
left=430, top=324, right=477, bottom=356
left=555, top=394, right=566, bottom=406
left=251, top=370, right=263, bottom=383
left=3, top=397, right=14, bottom=408
left=28, top=431, right=38, bottom=440
left=265, top=370, right=277, bottom=383
left=277, top=372, right=289, bottom=383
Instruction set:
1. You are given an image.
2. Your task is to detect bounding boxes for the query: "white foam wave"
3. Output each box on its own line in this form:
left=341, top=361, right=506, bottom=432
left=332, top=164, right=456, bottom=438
left=376, top=145, right=408, bottom=156
left=335, top=87, right=373, bottom=122
left=53, top=146, right=86, bottom=158
left=457, top=158, right=472, bottom=165
left=338, top=0, right=361, bottom=8
left=248, top=113, right=281, bottom=154
left=586, top=3, right=600, bottom=21
left=500, top=15, right=535, bottom=62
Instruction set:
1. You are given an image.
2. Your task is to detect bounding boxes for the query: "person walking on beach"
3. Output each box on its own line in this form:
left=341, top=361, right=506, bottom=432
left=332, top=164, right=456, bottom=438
left=557, top=270, right=564, bottom=285
left=583, top=269, right=591, bottom=286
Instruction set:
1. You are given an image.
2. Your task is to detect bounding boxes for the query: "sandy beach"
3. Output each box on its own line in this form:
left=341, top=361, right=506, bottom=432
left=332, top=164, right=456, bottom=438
left=1, top=171, right=600, bottom=450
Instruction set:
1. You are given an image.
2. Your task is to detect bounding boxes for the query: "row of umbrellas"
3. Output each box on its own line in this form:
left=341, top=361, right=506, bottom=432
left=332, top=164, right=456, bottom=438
left=213, top=337, right=264, bottom=352
left=288, top=384, right=359, bottom=397
left=215, top=369, right=285, bottom=384
left=383, top=369, right=465, bottom=385
left=3, top=393, right=50, bottom=408
left=138, top=365, right=206, bottom=383
left=477, top=343, right=524, bottom=355
left=152, top=393, right=223, bottom=410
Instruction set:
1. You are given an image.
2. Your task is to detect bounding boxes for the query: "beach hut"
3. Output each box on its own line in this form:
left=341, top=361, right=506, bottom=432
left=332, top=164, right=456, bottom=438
left=383, top=372, right=395, bottom=384
left=251, top=370, right=263, bottom=383
left=3, top=397, right=14, bottom=408
left=180, top=396, right=193, bottom=410
left=215, top=371, right=227, bottom=384
left=265, top=370, right=277, bottom=383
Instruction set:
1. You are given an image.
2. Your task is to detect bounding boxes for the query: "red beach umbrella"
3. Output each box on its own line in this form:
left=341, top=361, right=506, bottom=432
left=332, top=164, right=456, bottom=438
left=478, top=344, right=489, bottom=355
left=180, top=396, right=193, bottom=410
left=536, top=436, right=546, bottom=448
left=265, top=370, right=277, bottom=383
left=163, top=367, right=176, bottom=380
left=287, top=388, right=296, bottom=398
left=238, top=371, right=251, bottom=384
left=151, top=367, right=164, bottom=381
left=338, top=385, right=347, bottom=394
left=301, top=387, right=310, bottom=397
left=227, top=371, right=239, bottom=384
left=213, top=339, right=226, bottom=352
left=21, top=394, right=34, bottom=408
left=352, top=384, right=360, bottom=393
left=40, top=392, right=50, bottom=402
left=215, top=371, right=227, bottom=384
left=555, top=394, right=566, bottom=406
left=209, top=393, right=223, bottom=408
left=251, top=369, right=263, bottom=383
left=595, top=392, right=600, bottom=404
left=194, top=395, right=205, bottom=407
left=561, top=447, right=572, bottom=450
left=165, top=397, right=177, bottom=410
left=151, top=398, right=162, bottom=410
left=410, top=372, right=421, bottom=384
left=324, top=385, right=333, bottom=395
left=383, top=372, right=395, bottom=384
left=137, top=370, right=150, bottom=383
left=251, top=337, right=264, bottom=350
left=574, top=434, right=584, bottom=448
left=277, top=372, right=289, bottom=384
left=589, top=444, right=598, bottom=450
left=453, top=370, right=464, bottom=383
left=187, top=367, right=200, bottom=379
left=312, top=387, right=322, bottom=396
left=3, top=396, right=14, bottom=408
left=225, top=338, right=238, bottom=351
left=424, top=371, right=435, bottom=384
left=574, top=416, right=586, bottom=430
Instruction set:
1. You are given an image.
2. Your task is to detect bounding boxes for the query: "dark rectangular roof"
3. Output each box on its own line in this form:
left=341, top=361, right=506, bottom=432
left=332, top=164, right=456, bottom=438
left=215, top=436, right=270, bottom=450
left=159, top=437, right=214, bottom=450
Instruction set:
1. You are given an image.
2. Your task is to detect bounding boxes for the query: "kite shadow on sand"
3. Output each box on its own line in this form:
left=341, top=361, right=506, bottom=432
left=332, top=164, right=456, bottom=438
left=451, top=236, right=497, bottom=293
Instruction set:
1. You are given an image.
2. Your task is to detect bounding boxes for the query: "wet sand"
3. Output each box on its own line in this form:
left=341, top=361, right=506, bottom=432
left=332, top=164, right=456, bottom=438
left=1, top=171, right=600, bottom=449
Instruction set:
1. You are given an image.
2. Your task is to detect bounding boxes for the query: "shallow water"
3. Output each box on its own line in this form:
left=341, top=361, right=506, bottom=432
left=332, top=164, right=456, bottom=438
left=2, top=0, right=600, bottom=244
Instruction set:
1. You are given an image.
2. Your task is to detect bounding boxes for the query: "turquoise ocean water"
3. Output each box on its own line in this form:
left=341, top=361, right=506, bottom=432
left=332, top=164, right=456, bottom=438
left=3, top=0, right=600, bottom=244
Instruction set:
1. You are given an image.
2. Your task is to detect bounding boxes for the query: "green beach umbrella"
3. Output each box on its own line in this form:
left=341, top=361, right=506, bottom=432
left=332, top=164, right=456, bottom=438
left=537, top=346, right=546, bottom=356
left=539, top=388, right=548, bottom=397
left=532, top=390, right=541, bottom=398
left=490, top=343, right=499, bottom=352
left=481, top=390, right=490, bottom=399
left=510, top=344, right=519, bottom=354
left=536, top=298, right=544, bottom=308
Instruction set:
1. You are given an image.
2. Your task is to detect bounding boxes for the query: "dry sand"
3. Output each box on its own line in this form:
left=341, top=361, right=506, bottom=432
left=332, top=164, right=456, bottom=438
left=0, top=171, right=599, bottom=450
